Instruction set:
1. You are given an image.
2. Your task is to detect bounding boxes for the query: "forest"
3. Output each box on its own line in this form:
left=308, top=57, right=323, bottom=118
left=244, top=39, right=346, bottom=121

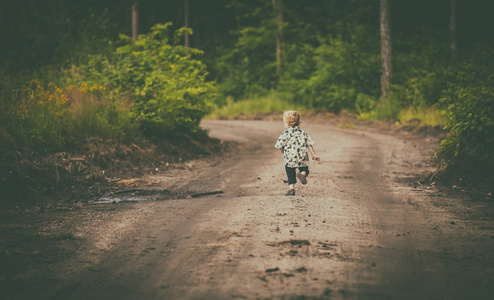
left=0, top=0, right=493, bottom=183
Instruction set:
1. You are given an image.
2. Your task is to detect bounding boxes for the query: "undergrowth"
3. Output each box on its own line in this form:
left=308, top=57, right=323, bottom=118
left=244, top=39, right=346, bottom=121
left=359, top=103, right=445, bottom=128
left=206, top=92, right=305, bottom=119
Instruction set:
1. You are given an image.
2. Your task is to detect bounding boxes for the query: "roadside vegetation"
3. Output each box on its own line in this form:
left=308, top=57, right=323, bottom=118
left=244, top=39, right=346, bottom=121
left=1, top=1, right=493, bottom=199
left=0, top=23, right=212, bottom=153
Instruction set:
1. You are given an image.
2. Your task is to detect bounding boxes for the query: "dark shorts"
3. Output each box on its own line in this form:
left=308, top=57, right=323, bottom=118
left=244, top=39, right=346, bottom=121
left=285, top=165, right=310, bottom=185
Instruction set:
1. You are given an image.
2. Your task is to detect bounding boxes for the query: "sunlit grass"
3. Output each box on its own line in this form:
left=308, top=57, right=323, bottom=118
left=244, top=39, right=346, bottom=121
left=337, top=123, right=356, bottom=129
left=359, top=100, right=400, bottom=121
left=206, top=92, right=305, bottom=119
left=397, top=105, right=446, bottom=127
left=0, top=74, right=140, bottom=152
left=360, top=104, right=446, bottom=127
left=66, top=86, right=137, bottom=141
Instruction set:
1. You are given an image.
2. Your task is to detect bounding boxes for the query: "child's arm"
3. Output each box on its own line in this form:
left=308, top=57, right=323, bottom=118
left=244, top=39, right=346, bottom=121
left=308, top=145, right=320, bottom=161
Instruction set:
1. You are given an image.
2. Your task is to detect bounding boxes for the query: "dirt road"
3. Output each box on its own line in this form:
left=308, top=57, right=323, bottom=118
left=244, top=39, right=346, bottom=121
left=2, top=120, right=494, bottom=299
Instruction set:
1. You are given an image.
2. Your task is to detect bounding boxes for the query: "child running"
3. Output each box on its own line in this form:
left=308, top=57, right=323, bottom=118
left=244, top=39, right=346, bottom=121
left=275, top=110, right=320, bottom=196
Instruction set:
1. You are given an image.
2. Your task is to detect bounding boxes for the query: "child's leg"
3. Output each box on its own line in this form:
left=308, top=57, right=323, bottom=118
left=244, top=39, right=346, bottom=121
left=299, top=166, right=310, bottom=177
left=297, top=166, right=310, bottom=185
left=285, top=166, right=297, bottom=196
left=285, top=166, right=297, bottom=189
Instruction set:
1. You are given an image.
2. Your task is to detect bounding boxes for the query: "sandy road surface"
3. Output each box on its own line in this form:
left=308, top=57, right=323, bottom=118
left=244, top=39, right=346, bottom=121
left=2, top=120, right=494, bottom=300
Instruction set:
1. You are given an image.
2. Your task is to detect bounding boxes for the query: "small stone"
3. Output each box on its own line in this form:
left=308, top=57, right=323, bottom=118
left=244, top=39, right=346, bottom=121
left=265, top=267, right=280, bottom=273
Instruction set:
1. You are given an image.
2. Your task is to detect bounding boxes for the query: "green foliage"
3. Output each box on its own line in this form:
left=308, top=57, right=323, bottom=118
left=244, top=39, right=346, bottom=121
left=281, top=32, right=381, bottom=113
left=438, top=50, right=494, bottom=168
left=103, top=23, right=215, bottom=136
left=390, top=70, right=447, bottom=108
left=213, top=2, right=278, bottom=100
left=206, top=91, right=305, bottom=120
left=0, top=22, right=216, bottom=152
left=68, top=9, right=120, bottom=65
left=389, top=33, right=451, bottom=110
left=360, top=97, right=401, bottom=121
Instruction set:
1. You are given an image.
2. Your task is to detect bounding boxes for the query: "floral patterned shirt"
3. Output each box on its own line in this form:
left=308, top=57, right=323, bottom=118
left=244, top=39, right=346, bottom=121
left=275, top=126, right=314, bottom=168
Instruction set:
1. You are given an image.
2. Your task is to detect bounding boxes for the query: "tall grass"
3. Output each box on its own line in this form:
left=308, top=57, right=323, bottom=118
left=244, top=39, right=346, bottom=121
left=397, top=105, right=446, bottom=127
left=65, top=85, right=138, bottom=142
left=1, top=79, right=69, bottom=151
left=358, top=98, right=401, bottom=122
left=0, top=75, right=139, bottom=153
left=359, top=101, right=445, bottom=127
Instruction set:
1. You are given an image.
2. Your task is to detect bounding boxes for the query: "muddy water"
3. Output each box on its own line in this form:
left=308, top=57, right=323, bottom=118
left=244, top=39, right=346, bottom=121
left=91, top=189, right=172, bottom=204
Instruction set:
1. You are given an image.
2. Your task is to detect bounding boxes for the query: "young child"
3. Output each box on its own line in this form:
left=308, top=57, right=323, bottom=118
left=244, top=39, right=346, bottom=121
left=275, top=110, right=320, bottom=196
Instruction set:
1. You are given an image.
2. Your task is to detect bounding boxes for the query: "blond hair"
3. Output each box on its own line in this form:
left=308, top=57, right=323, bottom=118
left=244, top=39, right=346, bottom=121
left=283, top=110, right=300, bottom=128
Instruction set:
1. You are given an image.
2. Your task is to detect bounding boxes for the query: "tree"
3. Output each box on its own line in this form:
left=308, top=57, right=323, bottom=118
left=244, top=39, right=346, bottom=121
left=184, top=0, right=190, bottom=49
left=450, top=0, right=457, bottom=58
left=380, top=0, right=392, bottom=101
left=272, top=0, right=283, bottom=75
left=132, top=2, right=139, bottom=41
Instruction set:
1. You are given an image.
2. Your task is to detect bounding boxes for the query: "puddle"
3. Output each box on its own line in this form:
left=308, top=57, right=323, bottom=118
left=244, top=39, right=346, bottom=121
left=89, top=189, right=173, bottom=204
left=88, top=189, right=225, bottom=204
left=268, top=239, right=311, bottom=247
left=191, top=190, right=224, bottom=198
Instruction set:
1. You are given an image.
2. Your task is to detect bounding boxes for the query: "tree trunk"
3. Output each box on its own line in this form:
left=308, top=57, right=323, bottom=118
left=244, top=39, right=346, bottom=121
left=272, top=0, right=283, bottom=75
left=233, top=0, right=241, bottom=33
left=450, top=0, right=457, bottom=58
left=380, top=0, right=392, bottom=101
left=132, top=2, right=139, bottom=41
left=184, top=0, right=190, bottom=50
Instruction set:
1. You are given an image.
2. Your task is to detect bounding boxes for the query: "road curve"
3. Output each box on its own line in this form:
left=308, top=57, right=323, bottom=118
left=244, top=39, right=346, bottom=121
left=9, top=120, right=494, bottom=300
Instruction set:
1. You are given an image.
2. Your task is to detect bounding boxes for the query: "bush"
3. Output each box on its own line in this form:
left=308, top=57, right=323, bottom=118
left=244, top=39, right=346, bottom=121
left=390, top=70, right=447, bottom=108
left=102, top=23, right=215, bottom=136
left=0, top=23, right=216, bottom=153
left=280, top=33, right=381, bottom=113
left=438, top=50, right=494, bottom=169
